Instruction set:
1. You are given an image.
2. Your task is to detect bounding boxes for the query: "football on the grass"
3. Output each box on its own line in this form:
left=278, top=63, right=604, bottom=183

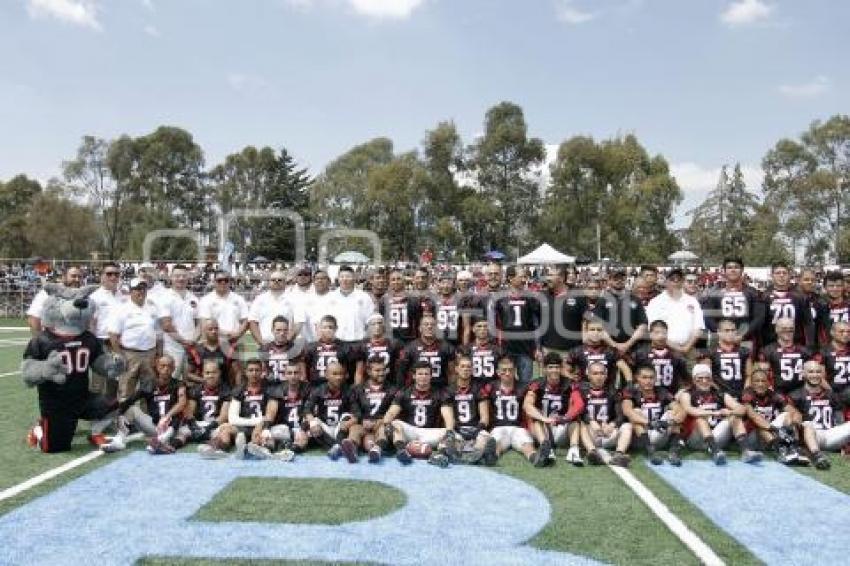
left=406, top=441, right=433, bottom=459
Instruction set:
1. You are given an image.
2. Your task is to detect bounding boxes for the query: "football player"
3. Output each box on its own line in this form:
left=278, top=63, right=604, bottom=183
left=259, top=363, right=309, bottom=460
left=220, top=359, right=279, bottom=459
left=630, top=320, right=689, bottom=393
left=397, top=315, right=456, bottom=389
left=565, top=316, right=632, bottom=390
left=258, top=316, right=305, bottom=384
left=304, top=361, right=359, bottom=463
left=757, top=317, right=813, bottom=396
left=355, top=313, right=403, bottom=386
left=493, top=266, right=541, bottom=385
left=709, top=318, right=754, bottom=400
left=761, top=262, right=814, bottom=348
left=821, top=321, right=850, bottom=399
left=303, top=315, right=361, bottom=387
left=524, top=353, right=582, bottom=464
left=620, top=364, right=684, bottom=466
left=382, top=268, right=422, bottom=344
left=458, top=316, right=504, bottom=386
left=177, top=359, right=231, bottom=452
left=789, top=361, right=850, bottom=470
left=739, top=368, right=807, bottom=465
left=575, top=362, right=627, bottom=466
left=434, top=271, right=463, bottom=346
left=185, top=319, right=241, bottom=387
left=349, top=355, right=399, bottom=463
left=820, top=272, right=849, bottom=343
left=444, top=354, right=497, bottom=465
left=701, top=257, right=765, bottom=346
left=487, top=357, right=545, bottom=467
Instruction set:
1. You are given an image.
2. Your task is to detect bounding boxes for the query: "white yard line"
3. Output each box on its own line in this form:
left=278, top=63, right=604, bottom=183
left=0, top=371, right=20, bottom=378
left=609, top=465, right=725, bottom=566
left=0, top=451, right=104, bottom=502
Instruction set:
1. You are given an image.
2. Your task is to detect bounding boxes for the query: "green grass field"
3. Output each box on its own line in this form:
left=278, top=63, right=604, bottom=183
left=0, top=325, right=847, bottom=566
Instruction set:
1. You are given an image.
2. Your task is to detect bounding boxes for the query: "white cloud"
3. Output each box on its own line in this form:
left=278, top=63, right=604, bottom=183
left=143, top=24, right=159, bottom=37
left=27, top=0, right=101, bottom=30
left=140, top=0, right=154, bottom=10
left=671, top=162, right=764, bottom=228
left=226, top=72, right=269, bottom=94
left=554, top=0, right=597, bottom=24
left=346, top=0, right=426, bottom=19
left=778, top=75, right=831, bottom=99
left=720, top=0, right=773, bottom=27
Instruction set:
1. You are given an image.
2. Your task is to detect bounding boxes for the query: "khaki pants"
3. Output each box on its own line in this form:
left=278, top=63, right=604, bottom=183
left=90, top=340, right=117, bottom=398
left=118, top=349, right=156, bottom=402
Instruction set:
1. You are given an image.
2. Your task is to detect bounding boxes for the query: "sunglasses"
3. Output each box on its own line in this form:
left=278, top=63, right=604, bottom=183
left=215, top=278, right=230, bottom=283
left=270, top=278, right=284, bottom=282
left=104, top=272, right=120, bottom=277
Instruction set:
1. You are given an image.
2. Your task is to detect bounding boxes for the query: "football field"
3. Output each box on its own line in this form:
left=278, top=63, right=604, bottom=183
left=2, top=323, right=850, bottom=565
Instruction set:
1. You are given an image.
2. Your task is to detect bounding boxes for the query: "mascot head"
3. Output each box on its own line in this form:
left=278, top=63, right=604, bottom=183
left=41, top=284, right=99, bottom=336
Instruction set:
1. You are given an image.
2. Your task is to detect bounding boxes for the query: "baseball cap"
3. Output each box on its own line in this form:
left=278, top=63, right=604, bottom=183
left=692, top=363, right=712, bottom=378
left=609, top=267, right=626, bottom=277
left=667, top=268, right=685, bottom=279
left=139, top=261, right=155, bottom=270
left=129, top=277, right=147, bottom=290
left=367, top=313, right=384, bottom=325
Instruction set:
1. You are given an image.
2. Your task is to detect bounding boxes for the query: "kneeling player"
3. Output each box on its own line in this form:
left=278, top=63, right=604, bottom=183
left=445, top=354, right=497, bottom=465
left=178, top=360, right=230, bottom=451
left=679, top=364, right=755, bottom=465
left=789, top=361, right=850, bottom=470
left=349, top=355, right=399, bottom=463
left=740, top=368, right=807, bottom=465
left=619, top=364, right=684, bottom=466
left=383, top=360, right=457, bottom=467
left=575, top=362, right=628, bottom=466
left=488, top=357, right=545, bottom=467
left=304, top=362, right=359, bottom=463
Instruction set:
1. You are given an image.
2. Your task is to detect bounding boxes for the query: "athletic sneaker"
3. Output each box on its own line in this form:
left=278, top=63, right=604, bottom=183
left=396, top=448, right=413, bottom=465
left=711, top=449, right=727, bottom=466
left=340, top=439, right=358, bottom=464
left=428, top=453, right=450, bottom=468
left=667, top=450, right=682, bottom=467
left=101, top=435, right=126, bottom=454
left=443, top=431, right=461, bottom=463
left=198, top=444, right=228, bottom=460
left=146, top=437, right=175, bottom=455
left=234, top=432, right=247, bottom=460
left=482, top=437, right=498, bottom=467
left=565, top=445, right=584, bottom=467
left=246, top=443, right=273, bottom=460
left=273, top=448, right=296, bottom=462
left=646, top=444, right=663, bottom=466
left=741, top=449, right=763, bottom=464
left=464, top=447, right=485, bottom=465
left=538, top=440, right=552, bottom=467
left=116, top=415, right=130, bottom=437
left=814, top=452, right=831, bottom=470
left=367, top=447, right=381, bottom=464
left=609, top=452, right=630, bottom=468
left=26, top=424, right=43, bottom=449
left=531, top=450, right=547, bottom=468
left=327, top=443, right=342, bottom=461
left=587, top=449, right=604, bottom=466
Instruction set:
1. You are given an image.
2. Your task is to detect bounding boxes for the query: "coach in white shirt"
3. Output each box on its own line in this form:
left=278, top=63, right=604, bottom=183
left=248, top=270, right=305, bottom=345
left=108, top=278, right=160, bottom=402
left=298, top=269, right=332, bottom=344
left=27, top=266, right=83, bottom=336
left=646, top=268, right=705, bottom=354
left=159, top=264, right=199, bottom=378
left=327, top=266, right=375, bottom=343
left=89, top=262, right=125, bottom=394
left=198, top=270, right=249, bottom=343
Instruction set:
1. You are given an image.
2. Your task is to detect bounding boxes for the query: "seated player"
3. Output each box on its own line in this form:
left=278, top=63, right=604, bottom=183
left=304, top=361, right=359, bottom=463
left=565, top=316, right=632, bottom=390
left=740, top=368, right=808, bottom=466
left=102, top=355, right=188, bottom=454
left=789, top=360, right=850, bottom=470
left=709, top=318, right=753, bottom=400
left=186, top=319, right=241, bottom=387
left=630, top=320, right=689, bottom=392
left=349, top=355, right=399, bottom=463
left=487, top=357, right=546, bottom=467
left=266, top=364, right=310, bottom=459
left=176, top=359, right=231, bottom=452
left=213, top=359, right=278, bottom=459
left=303, top=315, right=361, bottom=387
left=524, top=352, right=583, bottom=465
left=620, top=363, right=684, bottom=466
left=678, top=363, right=755, bottom=465
left=821, top=321, right=850, bottom=398
left=258, top=316, right=305, bottom=384
left=757, top=317, right=813, bottom=396
left=458, top=316, right=504, bottom=386
left=355, top=314, right=403, bottom=386
left=575, top=362, right=628, bottom=466
left=383, top=360, right=458, bottom=467
left=444, top=354, right=497, bottom=465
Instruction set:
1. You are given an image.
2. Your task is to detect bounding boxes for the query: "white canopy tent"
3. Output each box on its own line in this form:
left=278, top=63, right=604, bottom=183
left=517, top=243, right=575, bottom=264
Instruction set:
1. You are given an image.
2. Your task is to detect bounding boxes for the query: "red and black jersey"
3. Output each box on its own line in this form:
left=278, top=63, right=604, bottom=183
left=701, top=285, right=765, bottom=340
left=187, top=343, right=236, bottom=386
left=350, top=382, right=398, bottom=421
left=258, top=341, right=303, bottom=383
left=398, top=338, right=455, bottom=389
left=274, top=384, right=308, bottom=429
left=788, top=386, right=848, bottom=430
left=631, top=346, right=688, bottom=392
left=189, top=383, right=231, bottom=422
left=434, top=294, right=462, bottom=345
left=710, top=345, right=751, bottom=399
left=762, top=288, right=814, bottom=347
left=380, top=293, right=422, bottom=343
left=494, top=291, right=541, bottom=357
left=444, top=382, right=487, bottom=428
left=576, top=382, right=617, bottom=425
left=566, top=344, right=621, bottom=389
left=758, top=343, right=813, bottom=394
left=527, top=377, right=570, bottom=418
left=819, top=345, right=850, bottom=393
left=356, top=337, right=403, bottom=385
left=821, top=299, right=850, bottom=343
left=458, top=339, right=504, bottom=385
left=740, top=386, right=786, bottom=424
left=141, top=379, right=185, bottom=425
left=24, top=330, right=103, bottom=407
left=392, top=387, right=448, bottom=428
left=488, top=384, right=527, bottom=427
left=621, top=385, right=675, bottom=423
left=232, top=383, right=275, bottom=420
left=303, top=339, right=358, bottom=385
left=304, top=384, right=352, bottom=425
left=686, top=386, right=726, bottom=427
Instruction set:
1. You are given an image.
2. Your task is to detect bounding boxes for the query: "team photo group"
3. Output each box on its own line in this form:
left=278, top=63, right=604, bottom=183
left=20, top=258, right=850, bottom=473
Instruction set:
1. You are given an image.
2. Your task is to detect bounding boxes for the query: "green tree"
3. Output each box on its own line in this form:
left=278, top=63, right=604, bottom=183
left=0, top=175, right=42, bottom=257
left=25, top=184, right=100, bottom=259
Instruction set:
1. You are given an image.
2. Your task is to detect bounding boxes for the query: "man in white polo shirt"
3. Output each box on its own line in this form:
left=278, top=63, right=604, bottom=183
left=646, top=268, right=705, bottom=355
left=108, top=278, right=160, bottom=402
left=89, top=262, right=126, bottom=395
left=248, top=270, right=305, bottom=346
left=327, top=266, right=375, bottom=343
left=159, top=264, right=199, bottom=379
left=301, top=269, right=333, bottom=344
left=27, top=266, right=83, bottom=335
left=198, top=270, right=249, bottom=344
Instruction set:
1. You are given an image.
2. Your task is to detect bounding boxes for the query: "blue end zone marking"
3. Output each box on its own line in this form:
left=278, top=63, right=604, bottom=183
left=0, top=453, right=604, bottom=566
left=650, top=460, right=850, bottom=565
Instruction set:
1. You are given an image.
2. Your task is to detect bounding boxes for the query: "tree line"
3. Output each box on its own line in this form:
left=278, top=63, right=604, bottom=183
left=0, top=102, right=847, bottom=264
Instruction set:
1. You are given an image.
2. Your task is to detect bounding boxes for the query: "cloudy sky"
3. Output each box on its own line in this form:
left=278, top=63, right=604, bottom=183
left=1, top=0, right=846, bottom=227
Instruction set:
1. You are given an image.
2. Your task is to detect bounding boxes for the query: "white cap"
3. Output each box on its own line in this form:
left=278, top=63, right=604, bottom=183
left=139, top=261, right=155, bottom=270
left=367, top=313, right=384, bottom=325
left=692, top=363, right=712, bottom=377
left=129, top=277, right=147, bottom=290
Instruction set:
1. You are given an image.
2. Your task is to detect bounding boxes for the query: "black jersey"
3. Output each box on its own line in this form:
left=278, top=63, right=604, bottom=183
left=232, top=383, right=274, bottom=420
left=788, top=387, right=848, bottom=430
left=758, top=343, right=812, bottom=395
left=357, top=337, right=403, bottom=385
left=304, top=384, right=352, bottom=425
left=709, top=345, right=751, bottom=399
left=444, top=382, right=487, bottom=428
left=434, top=295, right=462, bottom=345
left=685, top=386, right=726, bottom=427
left=566, top=344, right=621, bottom=388
left=303, top=339, right=358, bottom=385
left=740, top=387, right=787, bottom=423
left=493, top=291, right=541, bottom=357
left=821, top=300, right=850, bottom=343
left=762, top=289, right=814, bottom=347
left=540, top=289, right=586, bottom=351
left=142, top=379, right=184, bottom=425
left=274, top=384, right=309, bottom=429
left=488, top=384, right=527, bottom=427
left=258, top=341, right=303, bottom=383
left=620, top=385, right=675, bottom=423
left=820, top=346, right=850, bottom=392
left=701, top=285, right=765, bottom=340
left=189, top=383, right=231, bottom=422
left=592, top=290, right=648, bottom=345
left=526, top=377, right=570, bottom=418
left=24, top=330, right=103, bottom=406
left=398, top=338, right=456, bottom=389
left=350, top=382, right=398, bottom=421
left=392, top=387, right=448, bottom=428
left=631, top=346, right=688, bottom=391
left=577, top=382, right=617, bottom=425
left=382, top=293, right=422, bottom=343
left=187, top=343, right=236, bottom=385
left=458, top=339, right=504, bottom=385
